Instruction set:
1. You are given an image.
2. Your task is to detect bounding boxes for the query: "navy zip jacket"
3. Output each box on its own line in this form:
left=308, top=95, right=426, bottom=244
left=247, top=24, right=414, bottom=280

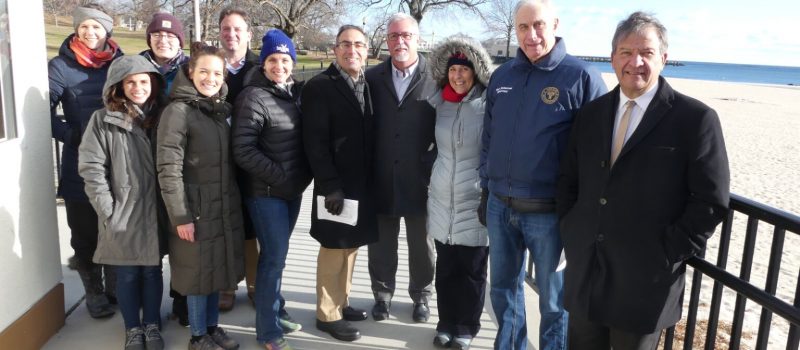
left=480, top=37, right=606, bottom=199
left=49, top=34, right=123, bottom=201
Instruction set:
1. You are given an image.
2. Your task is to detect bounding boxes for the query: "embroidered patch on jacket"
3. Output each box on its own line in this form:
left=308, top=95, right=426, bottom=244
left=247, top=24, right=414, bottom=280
left=540, top=87, right=559, bottom=104
left=276, top=44, right=291, bottom=53
left=496, top=86, right=513, bottom=94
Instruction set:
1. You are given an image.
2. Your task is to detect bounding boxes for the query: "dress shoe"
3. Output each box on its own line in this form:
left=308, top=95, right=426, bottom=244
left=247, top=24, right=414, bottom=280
left=316, top=319, right=361, bottom=342
left=412, top=302, right=430, bottom=323
left=343, top=306, right=368, bottom=321
left=218, top=290, right=236, bottom=311
left=432, top=332, right=452, bottom=348
left=453, top=336, right=473, bottom=350
left=371, top=301, right=390, bottom=321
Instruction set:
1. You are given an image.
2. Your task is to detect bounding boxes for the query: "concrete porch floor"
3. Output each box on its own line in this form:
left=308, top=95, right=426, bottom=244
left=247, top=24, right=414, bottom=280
left=43, top=186, right=541, bottom=349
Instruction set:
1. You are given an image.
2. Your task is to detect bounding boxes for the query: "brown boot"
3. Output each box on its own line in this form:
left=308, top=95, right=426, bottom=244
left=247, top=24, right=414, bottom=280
left=218, top=290, right=236, bottom=311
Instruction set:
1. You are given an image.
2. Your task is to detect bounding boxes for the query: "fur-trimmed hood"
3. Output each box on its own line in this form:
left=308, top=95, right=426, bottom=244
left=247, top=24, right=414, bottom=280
left=429, top=35, right=494, bottom=88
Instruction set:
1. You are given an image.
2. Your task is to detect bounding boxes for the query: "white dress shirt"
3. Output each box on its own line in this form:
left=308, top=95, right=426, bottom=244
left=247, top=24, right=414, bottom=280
left=391, top=59, right=418, bottom=102
left=612, top=82, right=659, bottom=145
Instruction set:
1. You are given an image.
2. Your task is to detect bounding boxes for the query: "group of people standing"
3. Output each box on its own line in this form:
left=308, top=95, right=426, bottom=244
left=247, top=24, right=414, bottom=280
left=49, top=1, right=731, bottom=350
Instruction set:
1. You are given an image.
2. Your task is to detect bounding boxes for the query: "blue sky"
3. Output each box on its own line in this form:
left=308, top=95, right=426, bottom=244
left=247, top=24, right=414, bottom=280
left=412, top=0, right=800, bottom=67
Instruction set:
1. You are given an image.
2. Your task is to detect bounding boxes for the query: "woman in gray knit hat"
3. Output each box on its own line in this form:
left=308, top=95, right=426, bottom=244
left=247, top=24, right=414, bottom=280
left=79, top=55, right=168, bottom=350
left=48, top=4, right=123, bottom=320
left=426, top=35, right=494, bottom=350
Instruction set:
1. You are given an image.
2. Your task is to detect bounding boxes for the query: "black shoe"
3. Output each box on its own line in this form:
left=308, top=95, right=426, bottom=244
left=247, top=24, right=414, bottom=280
left=412, top=303, right=430, bottom=323
left=343, top=306, right=368, bottom=321
left=316, top=319, right=361, bottom=342
left=371, top=301, right=390, bottom=321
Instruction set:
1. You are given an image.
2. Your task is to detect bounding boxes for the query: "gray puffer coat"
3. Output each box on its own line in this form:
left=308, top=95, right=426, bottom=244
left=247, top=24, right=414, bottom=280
left=426, top=36, right=493, bottom=247
left=78, top=55, right=166, bottom=266
left=157, top=66, right=245, bottom=295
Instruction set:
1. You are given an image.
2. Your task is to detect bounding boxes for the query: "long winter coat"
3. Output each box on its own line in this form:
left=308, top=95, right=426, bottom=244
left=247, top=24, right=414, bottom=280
left=302, top=64, right=378, bottom=249
left=232, top=68, right=312, bottom=200
left=49, top=34, right=123, bottom=201
left=557, top=77, right=730, bottom=333
left=157, top=67, right=245, bottom=295
left=426, top=36, right=494, bottom=247
left=78, top=56, right=168, bottom=266
left=366, top=55, right=437, bottom=216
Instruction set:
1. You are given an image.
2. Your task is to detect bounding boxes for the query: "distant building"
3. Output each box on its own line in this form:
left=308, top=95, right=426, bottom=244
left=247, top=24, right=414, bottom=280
left=482, top=38, right=518, bottom=58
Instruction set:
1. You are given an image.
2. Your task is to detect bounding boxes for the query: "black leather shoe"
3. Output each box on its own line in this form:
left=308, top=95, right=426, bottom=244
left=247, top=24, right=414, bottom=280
left=413, top=303, right=430, bottom=323
left=343, top=306, right=368, bottom=321
left=316, top=319, right=361, bottom=342
left=371, top=301, right=390, bottom=321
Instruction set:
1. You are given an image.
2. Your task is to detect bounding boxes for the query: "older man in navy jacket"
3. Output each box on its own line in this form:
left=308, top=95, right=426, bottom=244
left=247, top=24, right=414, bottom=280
left=479, top=1, right=606, bottom=349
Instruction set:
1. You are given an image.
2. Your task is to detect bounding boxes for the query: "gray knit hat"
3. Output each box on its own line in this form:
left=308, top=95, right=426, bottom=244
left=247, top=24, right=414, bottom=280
left=72, top=7, right=114, bottom=35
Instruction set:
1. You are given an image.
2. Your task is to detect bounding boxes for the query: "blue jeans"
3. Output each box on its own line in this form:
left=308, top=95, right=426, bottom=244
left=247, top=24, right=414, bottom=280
left=487, top=194, right=567, bottom=350
left=246, top=195, right=301, bottom=343
left=187, top=293, right=220, bottom=336
left=116, top=265, right=163, bottom=329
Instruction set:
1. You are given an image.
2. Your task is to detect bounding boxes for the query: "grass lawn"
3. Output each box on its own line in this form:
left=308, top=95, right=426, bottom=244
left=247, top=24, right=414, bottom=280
left=45, top=22, right=382, bottom=71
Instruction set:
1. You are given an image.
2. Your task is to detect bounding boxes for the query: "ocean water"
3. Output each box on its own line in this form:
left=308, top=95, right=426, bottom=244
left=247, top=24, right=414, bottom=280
left=587, top=61, right=800, bottom=86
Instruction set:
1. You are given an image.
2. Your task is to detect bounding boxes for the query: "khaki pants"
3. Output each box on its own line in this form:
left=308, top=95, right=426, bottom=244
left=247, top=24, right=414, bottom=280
left=316, top=247, right=358, bottom=321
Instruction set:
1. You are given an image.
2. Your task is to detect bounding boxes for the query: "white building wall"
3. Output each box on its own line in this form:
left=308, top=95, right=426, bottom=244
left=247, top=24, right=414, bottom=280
left=0, top=0, right=61, bottom=331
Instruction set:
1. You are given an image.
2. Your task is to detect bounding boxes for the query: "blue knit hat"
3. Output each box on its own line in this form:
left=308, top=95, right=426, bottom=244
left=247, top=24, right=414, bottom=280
left=259, top=29, right=296, bottom=64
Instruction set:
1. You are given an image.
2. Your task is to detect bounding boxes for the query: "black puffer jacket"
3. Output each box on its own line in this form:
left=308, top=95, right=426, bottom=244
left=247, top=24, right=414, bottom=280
left=232, top=68, right=312, bottom=200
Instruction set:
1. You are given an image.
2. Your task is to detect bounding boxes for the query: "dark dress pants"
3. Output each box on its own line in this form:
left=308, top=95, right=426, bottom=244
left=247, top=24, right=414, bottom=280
left=434, top=240, right=489, bottom=337
left=64, top=200, right=99, bottom=262
left=568, top=314, right=661, bottom=350
left=368, top=214, right=435, bottom=304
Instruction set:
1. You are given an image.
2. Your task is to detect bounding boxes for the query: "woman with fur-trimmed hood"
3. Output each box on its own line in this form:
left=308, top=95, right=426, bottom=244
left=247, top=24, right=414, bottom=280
left=426, top=35, right=493, bottom=350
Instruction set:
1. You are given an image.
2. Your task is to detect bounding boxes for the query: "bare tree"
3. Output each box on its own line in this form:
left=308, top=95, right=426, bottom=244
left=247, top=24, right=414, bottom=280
left=43, top=0, right=80, bottom=27
left=481, top=0, right=515, bottom=57
left=359, top=0, right=486, bottom=24
left=258, top=0, right=343, bottom=38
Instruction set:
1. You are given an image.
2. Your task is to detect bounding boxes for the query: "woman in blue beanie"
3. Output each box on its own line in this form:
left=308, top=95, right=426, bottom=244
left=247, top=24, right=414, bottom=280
left=231, top=29, right=312, bottom=350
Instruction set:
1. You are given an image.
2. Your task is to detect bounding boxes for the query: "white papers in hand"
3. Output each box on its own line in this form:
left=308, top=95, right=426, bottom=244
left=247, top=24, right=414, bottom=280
left=316, top=196, right=359, bottom=226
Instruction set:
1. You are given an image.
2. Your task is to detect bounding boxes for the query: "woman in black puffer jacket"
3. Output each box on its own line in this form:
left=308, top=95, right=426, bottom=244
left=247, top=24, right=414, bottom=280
left=230, top=29, right=311, bottom=349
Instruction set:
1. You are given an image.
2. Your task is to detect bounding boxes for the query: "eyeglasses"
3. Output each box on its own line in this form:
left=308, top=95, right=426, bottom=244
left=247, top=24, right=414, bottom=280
left=150, top=33, right=178, bottom=40
left=336, top=41, right=367, bottom=50
left=387, top=32, right=415, bottom=41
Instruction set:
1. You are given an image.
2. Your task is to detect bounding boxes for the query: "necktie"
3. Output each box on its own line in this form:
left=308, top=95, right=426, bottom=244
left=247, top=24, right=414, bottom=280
left=611, top=100, right=635, bottom=166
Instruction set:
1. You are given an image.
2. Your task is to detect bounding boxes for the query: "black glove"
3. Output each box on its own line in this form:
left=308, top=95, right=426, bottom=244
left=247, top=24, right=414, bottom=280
left=477, top=188, right=489, bottom=227
left=324, top=190, right=345, bottom=216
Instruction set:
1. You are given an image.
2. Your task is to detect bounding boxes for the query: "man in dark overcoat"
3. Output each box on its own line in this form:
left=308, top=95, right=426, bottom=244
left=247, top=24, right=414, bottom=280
left=364, top=12, right=437, bottom=323
left=556, top=12, right=730, bottom=350
left=302, top=25, right=378, bottom=342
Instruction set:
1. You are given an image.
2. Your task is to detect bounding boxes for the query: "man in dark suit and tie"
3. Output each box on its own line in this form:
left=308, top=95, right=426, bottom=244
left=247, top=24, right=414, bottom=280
left=556, top=12, right=730, bottom=350
left=365, top=12, right=437, bottom=323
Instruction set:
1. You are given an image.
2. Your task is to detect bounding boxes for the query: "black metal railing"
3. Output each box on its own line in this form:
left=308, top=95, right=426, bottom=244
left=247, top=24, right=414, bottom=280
left=526, top=193, right=800, bottom=350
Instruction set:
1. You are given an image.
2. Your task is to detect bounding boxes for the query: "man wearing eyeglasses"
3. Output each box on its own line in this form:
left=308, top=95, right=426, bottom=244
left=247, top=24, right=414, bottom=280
left=365, top=12, right=437, bottom=324
left=303, top=25, right=378, bottom=342
left=141, top=12, right=188, bottom=92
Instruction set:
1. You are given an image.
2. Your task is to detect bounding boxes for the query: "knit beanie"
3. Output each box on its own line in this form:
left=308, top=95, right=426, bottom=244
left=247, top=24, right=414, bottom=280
left=146, top=12, right=185, bottom=48
left=446, top=51, right=474, bottom=71
left=259, top=29, right=296, bottom=64
left=72, top=7, right=113, bottom=35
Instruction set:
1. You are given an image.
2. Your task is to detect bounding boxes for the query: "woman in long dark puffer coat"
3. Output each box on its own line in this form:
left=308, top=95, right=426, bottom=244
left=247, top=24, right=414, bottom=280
left=157, top=43, right=244, bottom=350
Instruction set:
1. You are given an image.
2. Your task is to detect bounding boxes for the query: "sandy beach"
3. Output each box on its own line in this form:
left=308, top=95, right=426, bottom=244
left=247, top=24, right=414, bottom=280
left=599, top=73, right=800, bottom=349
